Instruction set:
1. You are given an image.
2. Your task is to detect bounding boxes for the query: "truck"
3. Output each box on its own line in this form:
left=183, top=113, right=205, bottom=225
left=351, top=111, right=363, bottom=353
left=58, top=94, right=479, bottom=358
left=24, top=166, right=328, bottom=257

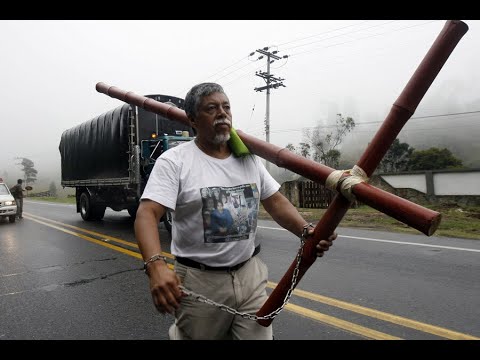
left=59, top=94, right=195, bottom=232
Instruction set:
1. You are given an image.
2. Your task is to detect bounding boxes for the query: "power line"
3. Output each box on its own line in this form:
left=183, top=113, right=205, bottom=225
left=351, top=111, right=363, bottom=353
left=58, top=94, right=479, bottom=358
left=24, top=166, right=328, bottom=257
left=283, top=20, right=397, bottom=53
left=276, top=20, right=371, bottom=48
left=266, top=110, right=480, bottom=134
left=288, top=20, right=438, bottom=58
left=177, top=20, right=439, bottom=94
left=173, top=55, right=253, bottom=97
left=411, top=110, right=480, bottom=120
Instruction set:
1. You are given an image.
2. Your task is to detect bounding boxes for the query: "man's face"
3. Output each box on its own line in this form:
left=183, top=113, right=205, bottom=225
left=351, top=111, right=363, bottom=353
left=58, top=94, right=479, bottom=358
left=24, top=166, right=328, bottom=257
left=192, top=92, right=232, bottom=144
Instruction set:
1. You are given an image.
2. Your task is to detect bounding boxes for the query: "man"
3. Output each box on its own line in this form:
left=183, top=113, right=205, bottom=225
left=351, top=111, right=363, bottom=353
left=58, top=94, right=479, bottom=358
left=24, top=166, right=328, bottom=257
left=10, top=179, right=25, bottom=219
left=134, top=83, right=337, bottom=340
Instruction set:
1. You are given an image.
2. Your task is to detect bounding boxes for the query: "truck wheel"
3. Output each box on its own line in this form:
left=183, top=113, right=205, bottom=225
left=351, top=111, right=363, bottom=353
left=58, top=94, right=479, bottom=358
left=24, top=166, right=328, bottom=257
left=80, top=192, right=105, bottom=221
left=163, top=209, right=172, bottom=234
left=80, top=192, right=92, bottom=221
left=92, top=205, right=106, bottom=220
left=80, top=192, right=94, bottom=221
left=9, top=215, right=16, bottom=223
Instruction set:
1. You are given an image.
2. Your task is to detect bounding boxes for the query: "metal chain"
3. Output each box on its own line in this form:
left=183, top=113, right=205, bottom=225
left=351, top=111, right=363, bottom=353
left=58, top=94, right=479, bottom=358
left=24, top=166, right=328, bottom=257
left=179, top=223, right=314, bottom=321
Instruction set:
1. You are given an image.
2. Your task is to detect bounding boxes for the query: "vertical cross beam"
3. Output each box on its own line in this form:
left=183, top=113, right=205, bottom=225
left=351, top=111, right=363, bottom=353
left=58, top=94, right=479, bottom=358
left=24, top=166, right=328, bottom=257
left=254, top=19, right=468, bottom=326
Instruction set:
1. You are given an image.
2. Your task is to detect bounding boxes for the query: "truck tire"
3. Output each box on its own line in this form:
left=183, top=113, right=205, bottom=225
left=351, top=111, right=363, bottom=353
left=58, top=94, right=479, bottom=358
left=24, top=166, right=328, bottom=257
left=9, top=215, right=16, bottom=223
left=92, top=205, right=106, bottom=220
left=80, top=192, right=105, bottom=221
left=163, top=209, right=172, bottom=234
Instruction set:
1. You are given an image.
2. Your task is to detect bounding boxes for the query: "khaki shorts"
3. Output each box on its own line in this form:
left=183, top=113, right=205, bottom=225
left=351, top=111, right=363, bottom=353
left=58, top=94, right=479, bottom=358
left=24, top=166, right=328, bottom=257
left=169, top=256, right=273, bottom=340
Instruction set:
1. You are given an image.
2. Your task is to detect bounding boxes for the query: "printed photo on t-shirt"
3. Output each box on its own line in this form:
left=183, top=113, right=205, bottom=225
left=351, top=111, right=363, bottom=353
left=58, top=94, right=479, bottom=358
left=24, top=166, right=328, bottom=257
left=200, top=184, right=259, bottom=243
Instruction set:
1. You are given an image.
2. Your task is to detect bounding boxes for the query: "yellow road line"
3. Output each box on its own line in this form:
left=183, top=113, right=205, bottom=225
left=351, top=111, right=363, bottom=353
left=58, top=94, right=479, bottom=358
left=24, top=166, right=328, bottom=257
left=24, top=215, right=142, bottom=259
left=266, top=283, right=479, bottom=340
left=23, top=213, right=478, bottom=340
left=24, top=213, right=174, bottom=260
left=284, top=303, right=401, bottom=340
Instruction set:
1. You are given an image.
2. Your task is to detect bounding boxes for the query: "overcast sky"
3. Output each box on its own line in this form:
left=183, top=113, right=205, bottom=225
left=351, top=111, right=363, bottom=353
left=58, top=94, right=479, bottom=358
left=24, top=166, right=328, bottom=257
left=1, top=20, right=479, bottom=182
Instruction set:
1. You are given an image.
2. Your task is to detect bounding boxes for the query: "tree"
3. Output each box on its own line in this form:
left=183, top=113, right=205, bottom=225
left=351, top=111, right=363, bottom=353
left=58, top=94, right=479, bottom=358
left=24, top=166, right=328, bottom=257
left=285, top=143, right=297, bottom=153
left=15, top=157, right=38, bottom=185
left=408, top=147, right=463, bottom=171
left=378, top=138, right=414, bottom=173
left=324, top=149, right=341, bottom=169
left=299, top=142, right=311, bottom=159
left=303, top=113, right=355, bottom=167
left=49, top=181, right=57, bottom=197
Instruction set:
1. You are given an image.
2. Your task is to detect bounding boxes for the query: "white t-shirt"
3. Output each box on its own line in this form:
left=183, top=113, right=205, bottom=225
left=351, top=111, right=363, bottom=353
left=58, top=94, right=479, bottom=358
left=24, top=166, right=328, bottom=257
left=141, top=140, right=280, bottom=267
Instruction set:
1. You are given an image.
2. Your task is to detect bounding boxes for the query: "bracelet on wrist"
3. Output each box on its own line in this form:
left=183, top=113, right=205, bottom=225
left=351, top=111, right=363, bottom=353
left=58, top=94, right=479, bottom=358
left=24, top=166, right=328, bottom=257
left=301, top=223, right=314, bottom=239
left=143, top=254, right=168, bottom=274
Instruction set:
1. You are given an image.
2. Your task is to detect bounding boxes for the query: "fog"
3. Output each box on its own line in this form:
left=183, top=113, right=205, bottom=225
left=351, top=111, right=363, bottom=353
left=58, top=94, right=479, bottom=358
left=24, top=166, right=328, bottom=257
left=1, top=20, right=479, bottom=190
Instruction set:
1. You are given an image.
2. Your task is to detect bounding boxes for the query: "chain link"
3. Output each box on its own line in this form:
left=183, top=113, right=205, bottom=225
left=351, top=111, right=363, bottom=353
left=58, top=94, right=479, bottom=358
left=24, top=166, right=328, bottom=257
left=179, top=224, right=313, bottom=321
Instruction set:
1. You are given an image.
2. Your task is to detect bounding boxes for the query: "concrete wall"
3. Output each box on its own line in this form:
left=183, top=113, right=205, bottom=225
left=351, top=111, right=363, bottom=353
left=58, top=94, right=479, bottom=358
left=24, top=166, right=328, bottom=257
left=380, top=174, right=427, bottom=193
left=433, top=172, right=479, bottom=195
left=377, top=168, right=480, bottom=206
left=380, top=169, right=480, bottom=195
left=280, top=169, right=480, bottom=208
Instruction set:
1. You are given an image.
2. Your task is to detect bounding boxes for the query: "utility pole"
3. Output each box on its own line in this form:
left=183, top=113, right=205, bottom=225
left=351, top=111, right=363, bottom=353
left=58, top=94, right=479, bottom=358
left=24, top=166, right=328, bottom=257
left=251, top=47, right=288, bottom=172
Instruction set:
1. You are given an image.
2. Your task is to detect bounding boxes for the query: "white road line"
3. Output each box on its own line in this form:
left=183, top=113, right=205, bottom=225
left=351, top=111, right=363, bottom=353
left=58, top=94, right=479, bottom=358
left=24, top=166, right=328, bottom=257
left=258, top=226, right=480, bottom=253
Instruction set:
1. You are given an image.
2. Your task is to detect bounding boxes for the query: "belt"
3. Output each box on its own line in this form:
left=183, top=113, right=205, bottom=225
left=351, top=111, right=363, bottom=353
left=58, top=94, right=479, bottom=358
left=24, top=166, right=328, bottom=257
left=176, top=245, right=261, bottom=272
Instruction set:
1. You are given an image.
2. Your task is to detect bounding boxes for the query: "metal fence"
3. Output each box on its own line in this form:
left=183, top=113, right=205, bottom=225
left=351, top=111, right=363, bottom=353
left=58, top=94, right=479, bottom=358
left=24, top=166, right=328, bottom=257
left=299, top=181, right=334, bottom=208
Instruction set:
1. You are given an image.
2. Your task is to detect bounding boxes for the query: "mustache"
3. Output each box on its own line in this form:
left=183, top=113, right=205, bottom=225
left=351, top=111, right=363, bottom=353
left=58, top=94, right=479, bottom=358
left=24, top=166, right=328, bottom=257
left=213, top=118, right=232, bottom=127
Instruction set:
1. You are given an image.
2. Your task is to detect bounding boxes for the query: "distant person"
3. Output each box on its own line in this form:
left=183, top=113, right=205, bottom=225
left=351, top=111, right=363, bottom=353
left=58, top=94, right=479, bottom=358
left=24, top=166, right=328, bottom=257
left=10, top=179, right=25, bottom=219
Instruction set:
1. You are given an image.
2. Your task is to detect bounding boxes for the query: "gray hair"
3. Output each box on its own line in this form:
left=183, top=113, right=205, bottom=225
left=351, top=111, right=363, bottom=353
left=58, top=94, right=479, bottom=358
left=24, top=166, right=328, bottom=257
left=184, top=83, right=227, bottom=119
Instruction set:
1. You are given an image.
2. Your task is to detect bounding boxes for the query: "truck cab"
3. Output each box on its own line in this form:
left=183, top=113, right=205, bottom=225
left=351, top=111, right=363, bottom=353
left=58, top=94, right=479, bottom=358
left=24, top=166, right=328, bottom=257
left=0, top=179, right=17, bottom=223
left=140, top=133, right=194, bottom=232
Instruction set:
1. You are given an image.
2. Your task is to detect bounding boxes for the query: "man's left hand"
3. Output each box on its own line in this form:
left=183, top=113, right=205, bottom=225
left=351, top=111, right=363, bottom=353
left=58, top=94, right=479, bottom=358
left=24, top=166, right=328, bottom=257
left=316, top=232, right=337, bottom=257
left=303, top=227, right=337, bottom=257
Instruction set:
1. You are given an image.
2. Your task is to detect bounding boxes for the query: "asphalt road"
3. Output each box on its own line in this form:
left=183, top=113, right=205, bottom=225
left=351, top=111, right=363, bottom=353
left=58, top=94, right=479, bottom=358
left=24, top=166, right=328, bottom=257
left=0, top=200, right=479, bottom=340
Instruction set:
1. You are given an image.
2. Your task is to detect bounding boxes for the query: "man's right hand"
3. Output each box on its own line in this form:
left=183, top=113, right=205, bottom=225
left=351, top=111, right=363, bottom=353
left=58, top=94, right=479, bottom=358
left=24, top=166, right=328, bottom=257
left=147, top=261, right=183, bottom=314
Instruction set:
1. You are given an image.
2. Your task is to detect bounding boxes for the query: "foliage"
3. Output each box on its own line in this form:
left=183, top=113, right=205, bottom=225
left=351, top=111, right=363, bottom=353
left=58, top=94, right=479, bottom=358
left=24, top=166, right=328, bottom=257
left=299, top=142, right=311, bottom=158
left=303, top=113, right=355, bottom=167
left=29, top=196, right=75, bottom=204
left=15, top=157, right=38, bottom=184
left=286, top=143, right=296, bottom=153
left=49, top=181, right=58, bottom=197
left=324, top=149, right=341, bottom=169
left=408, top=147, right=463, bottom=171
left=378, top=138, right=414, bottom=173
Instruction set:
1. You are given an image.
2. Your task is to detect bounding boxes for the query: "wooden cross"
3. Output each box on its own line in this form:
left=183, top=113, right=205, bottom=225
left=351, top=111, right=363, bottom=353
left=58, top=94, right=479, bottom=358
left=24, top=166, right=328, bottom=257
left=95, top=20, right=468, bottom=327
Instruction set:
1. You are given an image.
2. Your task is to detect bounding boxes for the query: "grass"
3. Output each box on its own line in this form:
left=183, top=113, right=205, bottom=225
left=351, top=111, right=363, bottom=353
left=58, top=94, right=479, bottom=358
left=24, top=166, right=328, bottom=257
left=29, top=196, right=76, bottom=204
left=27, top=196, right=480, bottom=240
left=258, top=204, right=480, bottom=240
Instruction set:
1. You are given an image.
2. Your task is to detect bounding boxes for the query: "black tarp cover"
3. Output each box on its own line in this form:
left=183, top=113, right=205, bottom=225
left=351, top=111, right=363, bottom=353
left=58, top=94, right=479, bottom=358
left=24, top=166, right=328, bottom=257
left=59, top=104, right=131, bottom=181
left=59, top=95, right=194, bottom=182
